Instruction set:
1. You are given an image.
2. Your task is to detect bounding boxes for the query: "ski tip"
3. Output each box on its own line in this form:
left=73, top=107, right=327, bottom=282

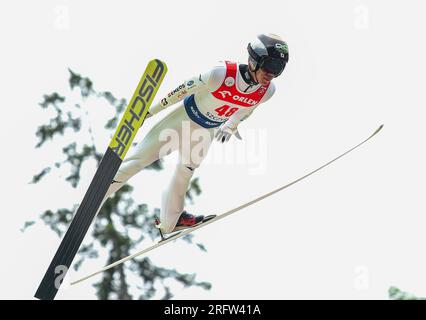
left=203, top=215, right=217, bottom=222
left=150, top=59, right=168, bottom=70
left=373, top=124, right=384, bottom=136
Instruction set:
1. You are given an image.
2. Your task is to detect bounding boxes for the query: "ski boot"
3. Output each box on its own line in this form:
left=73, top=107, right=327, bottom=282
left=173, top=211, right=205, bottom=231
left=155, top=211, right=216, bottom=241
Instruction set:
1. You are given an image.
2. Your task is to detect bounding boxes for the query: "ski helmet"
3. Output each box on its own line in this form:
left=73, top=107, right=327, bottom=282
left=247, top=33, right=289, bottom=76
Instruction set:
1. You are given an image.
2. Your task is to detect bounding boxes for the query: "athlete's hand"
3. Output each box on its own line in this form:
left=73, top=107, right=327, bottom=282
left=215, top=123, right=242, bottom=143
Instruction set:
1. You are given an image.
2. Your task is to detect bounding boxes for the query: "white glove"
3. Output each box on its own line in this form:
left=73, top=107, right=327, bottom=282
left=215, top=123, right=242, bottom=143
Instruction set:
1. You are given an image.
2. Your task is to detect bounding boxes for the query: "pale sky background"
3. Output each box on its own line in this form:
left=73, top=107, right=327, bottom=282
left=1, top=0, right=425, bottom=300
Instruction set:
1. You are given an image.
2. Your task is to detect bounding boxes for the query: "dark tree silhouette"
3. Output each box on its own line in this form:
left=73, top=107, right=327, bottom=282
left=30, top=69, right=211, bottom=299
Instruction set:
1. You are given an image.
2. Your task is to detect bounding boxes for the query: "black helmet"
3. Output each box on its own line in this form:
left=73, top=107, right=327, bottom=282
left=247, top=33, right=289, bottom=76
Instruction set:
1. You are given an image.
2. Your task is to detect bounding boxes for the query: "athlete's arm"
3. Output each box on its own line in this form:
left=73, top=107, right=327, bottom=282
left=147, top=70, right=213, bottom=117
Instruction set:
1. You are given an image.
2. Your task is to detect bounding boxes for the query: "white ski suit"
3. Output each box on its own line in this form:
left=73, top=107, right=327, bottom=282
left=100, top=61, right=275, bottom=233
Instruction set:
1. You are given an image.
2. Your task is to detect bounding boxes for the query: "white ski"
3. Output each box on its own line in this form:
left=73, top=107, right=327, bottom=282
left=71, top=124, right=383, bottom=286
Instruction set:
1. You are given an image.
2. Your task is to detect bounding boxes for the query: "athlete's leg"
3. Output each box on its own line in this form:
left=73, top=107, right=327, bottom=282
left=96, top=106, right=186, bottom=214
left=159, top=120, right=215, bottom=233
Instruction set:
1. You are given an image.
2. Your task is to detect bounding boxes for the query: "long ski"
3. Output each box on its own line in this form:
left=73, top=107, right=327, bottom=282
left=71, top=124, right=384, bottom=286
left=34, top=59, right=167, bottom=300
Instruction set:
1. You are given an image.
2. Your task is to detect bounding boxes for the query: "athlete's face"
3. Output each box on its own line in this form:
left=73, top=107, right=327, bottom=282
left=256, top=68, right=276, bottom=86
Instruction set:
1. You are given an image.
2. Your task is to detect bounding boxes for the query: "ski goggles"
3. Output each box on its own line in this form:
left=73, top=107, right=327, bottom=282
left=259, top=57, right=287, bottom=76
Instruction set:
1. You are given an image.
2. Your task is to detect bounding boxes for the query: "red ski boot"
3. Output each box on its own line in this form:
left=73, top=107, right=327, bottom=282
left=173, top=211, right=205, bottom=231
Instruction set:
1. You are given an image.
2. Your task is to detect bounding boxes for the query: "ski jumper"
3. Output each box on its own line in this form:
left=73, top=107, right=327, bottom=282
left=98, top=61, right=276, bottom=233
